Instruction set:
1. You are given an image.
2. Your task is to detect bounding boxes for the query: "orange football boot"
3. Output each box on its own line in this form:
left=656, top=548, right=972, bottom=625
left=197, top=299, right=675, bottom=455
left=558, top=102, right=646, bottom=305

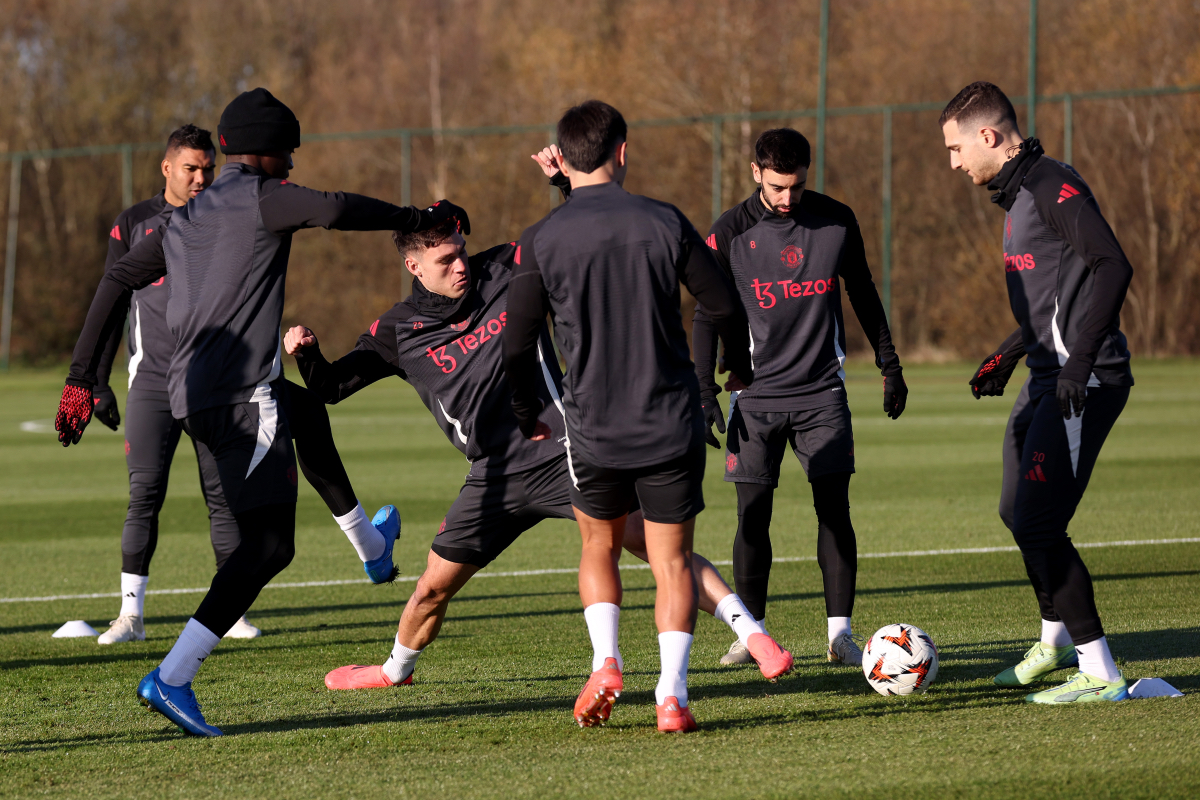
left=656, top=696, right=698, bottom=733
left=746, top=632, right=794, bottom=681
left=324, top=664, right=413, bottom=690
left=573, top=657, right=623, bottom=727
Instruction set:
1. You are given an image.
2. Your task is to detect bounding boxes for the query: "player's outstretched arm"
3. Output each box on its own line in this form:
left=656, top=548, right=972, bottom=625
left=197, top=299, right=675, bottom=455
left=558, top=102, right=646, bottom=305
left=502, top=224, right=554, bottom=441
left=969, top=328, right=1026, bottom=399
left=257, top=180, right=470, bottom=237
left=286, top=323, right=402, bottom=405
left=836, top=215, right=907, bottom=419
left=58, top=229, right=169, bottom=447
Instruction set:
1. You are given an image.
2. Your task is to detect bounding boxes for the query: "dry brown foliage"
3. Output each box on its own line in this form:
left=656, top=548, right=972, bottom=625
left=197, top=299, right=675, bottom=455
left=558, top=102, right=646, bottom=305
left=1, top=0, right=1197, bottom=363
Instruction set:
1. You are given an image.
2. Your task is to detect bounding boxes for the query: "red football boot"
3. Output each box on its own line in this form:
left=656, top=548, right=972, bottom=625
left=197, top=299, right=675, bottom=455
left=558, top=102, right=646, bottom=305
left=573, top=657, right=623, bottom=727
left=324, top=664, right=413, bottom=690
left=656, top=696, right=698, bottom=733
left=746, top=632, right=795, bottom=681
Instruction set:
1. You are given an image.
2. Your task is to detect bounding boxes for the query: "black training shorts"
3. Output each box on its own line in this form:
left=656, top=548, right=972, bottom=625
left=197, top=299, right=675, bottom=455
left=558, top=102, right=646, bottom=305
left=432, top=455, right=576, bottom=567
left=181, top=381, right=298, bottom=515
left=724, top=402, right=855, bottom=486
left=568, top=445, right=705, bottom=525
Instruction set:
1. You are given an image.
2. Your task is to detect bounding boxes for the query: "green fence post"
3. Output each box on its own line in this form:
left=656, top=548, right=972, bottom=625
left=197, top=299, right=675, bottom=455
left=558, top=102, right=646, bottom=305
left=121, top=145, right=134, bottom=209
left=815, top=0, right=829, bottom=194
left=1063, top=94, right=1073, bottom=164
left=881, top=108, right=893, bottom=323
left=711, top=117, right=723, bottom=224
left=1, top=157, right=22, bottom=371
left=1028, top=0, right=1038, bottom=138
left=400, top=131, right=412, bottom=207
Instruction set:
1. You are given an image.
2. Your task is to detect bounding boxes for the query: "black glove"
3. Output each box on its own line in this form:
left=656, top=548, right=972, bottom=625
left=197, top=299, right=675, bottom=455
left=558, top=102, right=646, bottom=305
left=883, top=371, right=908, bottom=420
left=701, top=394, right=725, bottom=448
left=92, top=385, right=120, bottom=431
left=1056, top=377, right=1087, bottom=419
left=970, top=350, right=1020, bottom=398
left=422, top=200, right=471, bottom=236
left=55, top=381, right=94, bottom=447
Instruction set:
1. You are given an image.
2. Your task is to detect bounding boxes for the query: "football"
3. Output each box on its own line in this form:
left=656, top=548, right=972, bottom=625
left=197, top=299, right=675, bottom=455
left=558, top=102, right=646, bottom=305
left=862, top=624, right=939, bottom=696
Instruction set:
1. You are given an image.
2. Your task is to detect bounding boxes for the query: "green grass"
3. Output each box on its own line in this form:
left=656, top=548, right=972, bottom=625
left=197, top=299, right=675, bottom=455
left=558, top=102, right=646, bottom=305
left=2, top=360, right=1199, bottom=799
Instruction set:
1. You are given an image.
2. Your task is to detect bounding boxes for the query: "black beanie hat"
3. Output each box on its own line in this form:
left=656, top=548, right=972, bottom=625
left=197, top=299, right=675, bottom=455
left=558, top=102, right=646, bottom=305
left=217, top=88, right=301, bottom=155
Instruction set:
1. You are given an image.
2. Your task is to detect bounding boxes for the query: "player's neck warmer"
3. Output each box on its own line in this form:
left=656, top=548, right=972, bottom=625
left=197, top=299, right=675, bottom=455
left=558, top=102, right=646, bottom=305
left=412, top=277, right=474, bottom=322
left=217, top=87, right=301, bottom=155
left=988, top=137, right=1044, bottom=211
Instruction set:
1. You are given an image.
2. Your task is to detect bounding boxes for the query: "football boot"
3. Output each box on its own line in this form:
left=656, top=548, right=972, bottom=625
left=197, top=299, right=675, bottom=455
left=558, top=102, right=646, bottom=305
left=137, top=668, right=222, bottom=737
left=656, top=697, right=698, bottom=733
left=747, top=633, right=794, bottom=681
left=1025, top=670, right=1128, bottom=704
left=719, top=640, right=755, bottom=666
left=994, top=642, right=1078, bottom=686
left=224, top=616, right=262, bottom=639
left=364, top=505, right=401, bottom=584
left=573, top=657, right=623, bottom=728
left=98, top=615, right=145, bottom=645
left=325, top=664, right=413, bottom=690
left=828, top=633, right=864, bottom=666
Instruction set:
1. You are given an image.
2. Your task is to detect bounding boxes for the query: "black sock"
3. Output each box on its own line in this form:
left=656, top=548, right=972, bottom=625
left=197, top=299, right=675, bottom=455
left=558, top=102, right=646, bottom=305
left=812, top=472, right=857, bottom=619
left=1021, top=539, right=1104, bottom=646
left=283, top=380, right=358, bottom=516
left=193, top=503, right=296, bottom=637
left=733, top=482, right=775, bottom=621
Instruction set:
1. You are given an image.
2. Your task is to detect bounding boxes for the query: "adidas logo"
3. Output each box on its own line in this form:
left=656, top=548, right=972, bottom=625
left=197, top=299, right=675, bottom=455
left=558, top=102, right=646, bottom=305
left=706, top=233, right=718, bottom=250
left=1025, top=465, right=1048, bottom=482
left=1057, top=183, right=1080, bottom=204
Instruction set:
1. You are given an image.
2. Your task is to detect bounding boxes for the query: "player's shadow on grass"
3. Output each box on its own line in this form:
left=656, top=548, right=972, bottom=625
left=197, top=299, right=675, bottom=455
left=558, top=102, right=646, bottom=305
left=3, top=730, right=189, bottom=754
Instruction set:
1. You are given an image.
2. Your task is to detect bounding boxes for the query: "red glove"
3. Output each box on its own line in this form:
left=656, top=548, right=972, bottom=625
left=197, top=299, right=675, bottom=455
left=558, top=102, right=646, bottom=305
left=55, top=383, right=94, bottom=447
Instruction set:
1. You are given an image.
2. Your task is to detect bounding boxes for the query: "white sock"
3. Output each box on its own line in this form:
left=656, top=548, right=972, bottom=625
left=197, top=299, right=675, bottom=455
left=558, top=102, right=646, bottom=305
left=828, top=616, right=852, bottom=642
left=583, top=602, right=623, bottom=671
left=381, top=634, right=422, bottom=684
left=120, top=573, right=148, bottom=618
left=158, top=618, right=221, bottom=687
left=1041, top=619, right=1072, bottom=648
left=714, top=593, right=765, bottom=646
left=335, top=503, right=385, bottom=562
left=1076, top=636, right=1120, bottom=682
left=655, top=631, right=694, bottom=707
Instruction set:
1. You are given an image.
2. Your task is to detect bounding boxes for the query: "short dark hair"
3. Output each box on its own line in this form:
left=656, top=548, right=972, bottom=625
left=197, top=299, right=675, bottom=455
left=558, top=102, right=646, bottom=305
left=754, top=128, right=811, bottom=174
left=166, top=124, right=215, bottom=156
left=557, top=100, right=627, bottom=174
left=392, top=218, right=459, bottom=260
left=939, top=82, right=1019, bottom=131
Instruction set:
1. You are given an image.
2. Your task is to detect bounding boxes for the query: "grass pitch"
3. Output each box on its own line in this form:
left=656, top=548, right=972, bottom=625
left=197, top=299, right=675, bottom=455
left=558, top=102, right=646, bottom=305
left=2, top=360, right=1199, bottom=799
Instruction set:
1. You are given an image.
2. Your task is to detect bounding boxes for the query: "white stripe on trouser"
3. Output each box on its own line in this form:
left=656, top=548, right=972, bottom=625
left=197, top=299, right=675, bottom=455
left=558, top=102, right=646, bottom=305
left=126, top=301, right=144, bottom=389
left=1063, top=400, right=1084, bottom=476
left=246, top=383, right=279, bottom=478
left=536, top=343, right=578, bottom=488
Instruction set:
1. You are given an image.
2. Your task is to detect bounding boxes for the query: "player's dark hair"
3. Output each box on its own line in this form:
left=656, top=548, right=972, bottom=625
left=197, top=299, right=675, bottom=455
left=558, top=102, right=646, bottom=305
left=166, top=124, right=215, bottom=156
left=754, top=128, right=812, bottom=174
left=392, top=218, right=459, bottom=260
left=939, top=82, right=1019, bottom=131
left=556, top=100, right=627, bottom=174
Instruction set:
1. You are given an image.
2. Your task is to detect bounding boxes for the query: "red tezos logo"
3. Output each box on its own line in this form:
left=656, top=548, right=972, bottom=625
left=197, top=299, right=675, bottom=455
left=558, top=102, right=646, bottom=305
left=780, top=245, right=804, bottom=268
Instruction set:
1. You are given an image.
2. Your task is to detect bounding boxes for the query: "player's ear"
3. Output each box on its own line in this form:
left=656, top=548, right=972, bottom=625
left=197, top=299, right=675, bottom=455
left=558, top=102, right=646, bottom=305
left=614, top=140, right=628, bottom=168
left=751, top=162, right=762, bottom=184
left=980, top=127, right=999, bottom=149
left=404, top=255, right=422, bottom=279
left=161, top=158, right=171, bottom=179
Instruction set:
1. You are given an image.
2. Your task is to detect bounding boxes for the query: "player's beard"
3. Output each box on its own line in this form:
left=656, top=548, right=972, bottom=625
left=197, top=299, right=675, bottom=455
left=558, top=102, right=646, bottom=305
left=759, top=188, right=797, bottom=217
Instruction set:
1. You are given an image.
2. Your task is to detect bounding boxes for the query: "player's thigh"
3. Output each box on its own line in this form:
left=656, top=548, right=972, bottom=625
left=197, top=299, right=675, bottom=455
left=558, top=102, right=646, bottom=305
left=1000, top=378, right=1036, bottom=531
left=431, top=473, right=533, bottom=568
left=633, top=444, right=707, bottom=525
left=1011, top=385, right=1081, bottom=545
left=724, top=407, right=789, bottom=488
left=124, top=388, right=181, bottom=479
left=182, top=391, right=298, bottom=515
left=789, top=404, right=855, bottom=481
left=1073, top=386, right=1129, bottom=492
left=568, top=458, right=639, bottom=522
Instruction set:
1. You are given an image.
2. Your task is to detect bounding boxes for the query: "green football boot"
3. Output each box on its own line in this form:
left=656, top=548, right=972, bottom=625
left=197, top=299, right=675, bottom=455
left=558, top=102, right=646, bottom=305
left=994, top=642, right=1079, bottom=686
left=1025, top=670, right=1128, bottom=704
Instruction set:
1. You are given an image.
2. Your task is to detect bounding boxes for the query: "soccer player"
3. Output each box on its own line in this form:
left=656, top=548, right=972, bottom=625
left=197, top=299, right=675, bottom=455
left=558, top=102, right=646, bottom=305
left=90, top=124, right=260, bottom=644
left=55, top=87, right=466, bottom=736
left=941, top=82, right=1134, bottom=703
left=693, top=128, right=906, bottom=669
left=288, top=187, right=789, bottom=705
left=504, top=101, right=761, bottom=733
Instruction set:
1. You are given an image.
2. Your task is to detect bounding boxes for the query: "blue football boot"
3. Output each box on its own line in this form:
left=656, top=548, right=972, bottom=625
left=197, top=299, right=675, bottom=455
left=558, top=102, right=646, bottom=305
left=137, top=668, right=223, bottom=737
left=364, top=505, right=401, bottom=584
